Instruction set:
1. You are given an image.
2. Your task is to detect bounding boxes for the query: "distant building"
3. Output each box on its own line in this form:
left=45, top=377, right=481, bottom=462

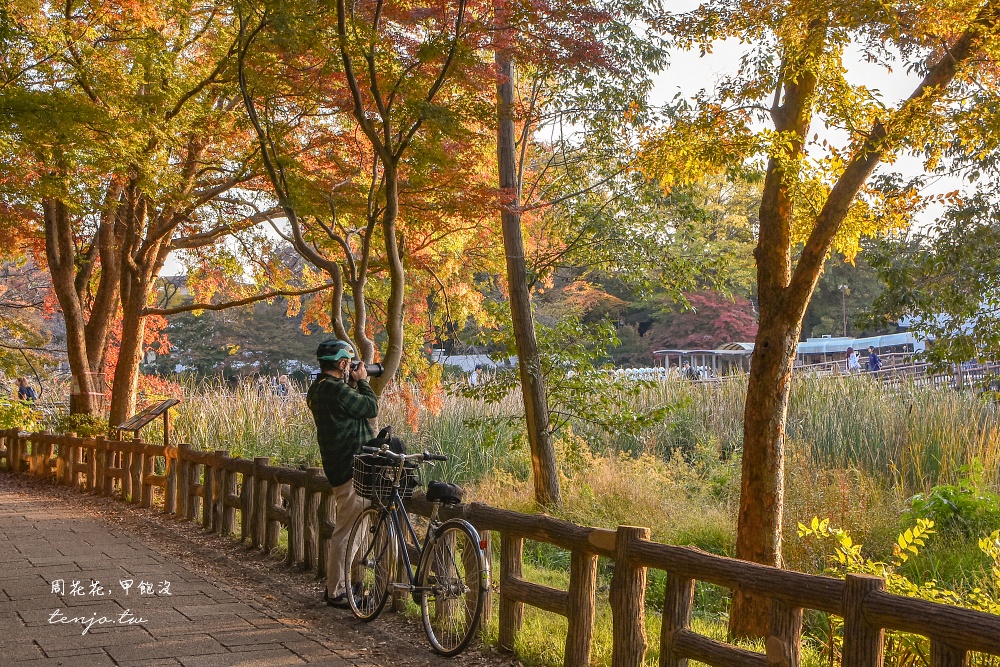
left=429, top=350, right=515, bottom=373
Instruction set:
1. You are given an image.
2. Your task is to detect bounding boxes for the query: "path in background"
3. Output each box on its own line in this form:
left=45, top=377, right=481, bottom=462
left=0, top=474, right=510, bottom=667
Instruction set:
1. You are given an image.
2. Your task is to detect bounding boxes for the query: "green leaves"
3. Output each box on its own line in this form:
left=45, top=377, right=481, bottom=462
left=892, top=519, right=934, bottom=565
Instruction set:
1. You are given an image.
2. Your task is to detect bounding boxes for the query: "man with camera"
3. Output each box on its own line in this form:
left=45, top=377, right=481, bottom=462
left=306, top=339, right=379, bottom=608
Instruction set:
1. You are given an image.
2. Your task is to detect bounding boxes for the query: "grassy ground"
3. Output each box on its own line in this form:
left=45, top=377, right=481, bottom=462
left=158, top=375, right=1000, bottom=666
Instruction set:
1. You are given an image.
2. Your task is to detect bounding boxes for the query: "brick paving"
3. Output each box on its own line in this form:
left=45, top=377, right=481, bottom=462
left=0, top=475, right=512, bottom=667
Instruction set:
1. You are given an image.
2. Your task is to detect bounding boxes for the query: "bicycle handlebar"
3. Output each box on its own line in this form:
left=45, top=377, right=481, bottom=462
left=360, top=445, right=448, bottom=463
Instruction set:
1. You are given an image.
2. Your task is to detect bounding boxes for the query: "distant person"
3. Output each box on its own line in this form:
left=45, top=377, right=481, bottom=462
left=276, top=374, right=292, bottom=397
left=682, top=362, right=698, bottom=380
left=16, top=377, right=36, bottom=402
left=846, top=347, right=861, bottom=373
left=867, top=346, right=882, bottom=372
left=469, top=364, right=483, bottom=388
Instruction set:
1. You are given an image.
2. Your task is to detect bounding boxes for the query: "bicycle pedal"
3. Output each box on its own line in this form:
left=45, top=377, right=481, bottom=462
left=389, top=582, right=410, bottom=591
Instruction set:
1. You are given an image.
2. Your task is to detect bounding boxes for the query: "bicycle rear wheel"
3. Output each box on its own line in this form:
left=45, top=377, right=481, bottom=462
left=416, top=520, right=487, bottom=656
left=346, top=507, right=394, bottom=621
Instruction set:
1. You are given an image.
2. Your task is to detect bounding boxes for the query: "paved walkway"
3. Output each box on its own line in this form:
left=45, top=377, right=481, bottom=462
left=0, top=476, right=506, bottom=667
left=0, top=488, right=356, bottom=666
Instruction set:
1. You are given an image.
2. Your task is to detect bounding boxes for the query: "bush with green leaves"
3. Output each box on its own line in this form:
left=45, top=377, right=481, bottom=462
left=51, top=413, right=109, bottom=438
left=904, top=461, right=1000, bottom=538
left=0, top=398, right=44, bottom=431
left=799, top=516, right=1000, bottom=666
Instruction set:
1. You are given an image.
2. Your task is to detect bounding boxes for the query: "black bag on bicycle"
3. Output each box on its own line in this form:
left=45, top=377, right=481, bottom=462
left=426, top=480, right=463, bottom=505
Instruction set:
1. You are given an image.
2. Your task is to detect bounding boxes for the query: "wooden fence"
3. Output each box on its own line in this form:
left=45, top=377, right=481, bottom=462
left=0, top=429, right=336, bottom=575
left=2, top=428, right=1000, bottom=667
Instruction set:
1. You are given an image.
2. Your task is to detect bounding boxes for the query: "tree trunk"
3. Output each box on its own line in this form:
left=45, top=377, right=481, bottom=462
left=495, top=50, right=561, bottom=507
left=729, top=311, right=800, bottom=637
left=108, top=298, right=146, bottom=426
left=44, top=199, right=98, bottom=414
left=109, top=284, right=148, bottom=426
left=370, top=168, right=405, bottom=396
left=327, top=264, right=351, bottom=343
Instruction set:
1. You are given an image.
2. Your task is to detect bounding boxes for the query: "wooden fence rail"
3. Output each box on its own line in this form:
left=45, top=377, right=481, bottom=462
left=2, top=428, right=1000, bottom=667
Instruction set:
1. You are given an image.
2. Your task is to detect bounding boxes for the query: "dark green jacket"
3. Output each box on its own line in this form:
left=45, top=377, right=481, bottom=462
left=307, top=374, right=378, bottom=487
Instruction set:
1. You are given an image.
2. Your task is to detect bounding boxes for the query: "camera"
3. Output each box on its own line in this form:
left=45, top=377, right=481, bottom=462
left=351, top=361, right=385, bottom=378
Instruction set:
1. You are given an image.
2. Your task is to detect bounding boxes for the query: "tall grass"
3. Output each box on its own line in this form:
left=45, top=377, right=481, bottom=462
left=172, top=385, right=319, bottom=466
left=166, top=374, right=1000, bottom=495
left=787, top=376, right=1000, bottom=492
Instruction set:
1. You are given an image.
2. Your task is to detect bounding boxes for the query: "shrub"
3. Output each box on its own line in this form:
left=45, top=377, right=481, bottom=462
left=0, top=398, right=44, bottom=431
left=52, top=413, right=110, bottom=438
left=799, top=516, right=1000, bottom=666
left=904, top=461, right=1000, bottom=538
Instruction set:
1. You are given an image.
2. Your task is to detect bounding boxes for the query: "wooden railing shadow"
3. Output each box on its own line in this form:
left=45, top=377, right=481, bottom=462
left=2, top=428, right=999, bottom=667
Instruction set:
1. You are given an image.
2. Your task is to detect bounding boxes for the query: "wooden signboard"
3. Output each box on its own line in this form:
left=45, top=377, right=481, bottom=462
left=116, top=398, right=181, bottom=446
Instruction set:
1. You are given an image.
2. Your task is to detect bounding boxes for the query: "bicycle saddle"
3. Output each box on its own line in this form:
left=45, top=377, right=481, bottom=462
left=426, top=480, right=464, bottom=505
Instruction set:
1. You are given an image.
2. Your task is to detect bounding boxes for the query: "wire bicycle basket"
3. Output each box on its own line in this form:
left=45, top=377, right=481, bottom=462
left=353, top=453, right=417, bottom=502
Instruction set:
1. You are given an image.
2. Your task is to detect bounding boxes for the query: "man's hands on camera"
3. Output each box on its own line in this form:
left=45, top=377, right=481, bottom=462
left=350, top=361, right=368, bottom=382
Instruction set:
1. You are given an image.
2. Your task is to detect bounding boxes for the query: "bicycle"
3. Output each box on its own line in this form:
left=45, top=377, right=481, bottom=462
left=345, top=443, right=490, bottom=656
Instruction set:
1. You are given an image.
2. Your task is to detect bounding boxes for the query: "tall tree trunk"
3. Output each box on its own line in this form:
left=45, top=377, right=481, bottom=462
left=729, top=310, right=800, bottom=637
left=43, top=198, right=97, bottom=414
left=83, top=182, right=125, bottom=378
left=109, top=279, right=149, bottom=426
left=370, top=168, right=404, bottom=395
left=495, top=50, right=560, bottom=507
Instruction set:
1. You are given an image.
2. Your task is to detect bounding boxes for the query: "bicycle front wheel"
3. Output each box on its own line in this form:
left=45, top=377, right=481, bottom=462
left=417, top=520, right=488, bottom=656
left=346, top=507, right=394, bottom=621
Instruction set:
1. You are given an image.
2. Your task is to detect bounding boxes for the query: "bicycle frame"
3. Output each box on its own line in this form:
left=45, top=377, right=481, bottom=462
left=368, top=456, right=441, bottom=590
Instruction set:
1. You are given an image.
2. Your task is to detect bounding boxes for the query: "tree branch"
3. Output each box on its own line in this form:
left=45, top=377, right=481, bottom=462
left=786, top=4, right=998, bottom=316
left=143, top=282, right=337, bottom=316
left=170, top=206, right=282, bottom=249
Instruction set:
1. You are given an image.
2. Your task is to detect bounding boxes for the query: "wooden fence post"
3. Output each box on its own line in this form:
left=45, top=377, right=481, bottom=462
left=220, top=455, right=237, bottom=538
left=129, top=443, right=142, bottom=504
left=202, top=455, right=215, bottom=530
left=660, top=573, right=695, bottom=667
left=286, top=482, right=305, bottom=567
left=498, top=533, right=524, bottom=652
left=186, top=458, right=201, bottom=523
left=121, top=444, right=133, bottom=501
left=767, top=599, right=803, bottom=667
left=252, top=458, right=269, bottom=550
left=481, top=531, right=493, bottom=628
left=240, top=468, right=254, bottom=542
left=177, top=444, right=191, bottom=519
left=565, top=548, right=598, bottom=667
left=304, top=468, right=323, bottom=567
left=611, top=526, right=650, bottom=667
left=164, top=447, right=178, bottom=515
left=95, top=437, right=106, bottom=495
left=842, top=574, right=886, bottom=667
left=264, top=477, right=280, bottom=553
left=86, top=442, right=97, bottom=492
left=930, top=641, right=968, bottom=667
left=211, top=450, right=228, bottom=532
left=140, top=450, right=154, bottom=508
left=101, top=439, right=115, bottom=497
